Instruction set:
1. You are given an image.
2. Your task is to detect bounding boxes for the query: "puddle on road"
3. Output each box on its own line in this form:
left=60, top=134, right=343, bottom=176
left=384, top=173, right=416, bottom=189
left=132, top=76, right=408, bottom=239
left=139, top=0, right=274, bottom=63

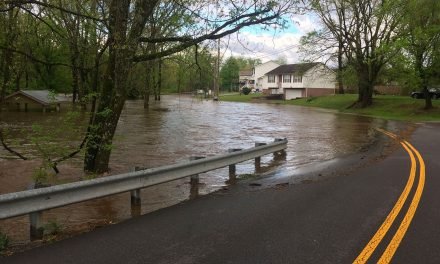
left=0, top=95, right=402, bottom=245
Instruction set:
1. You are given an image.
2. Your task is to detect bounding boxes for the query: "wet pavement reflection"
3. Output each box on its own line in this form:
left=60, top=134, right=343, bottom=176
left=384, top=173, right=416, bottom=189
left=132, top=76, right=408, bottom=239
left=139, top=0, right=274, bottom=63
left=0, top=95, right=386, bottom=245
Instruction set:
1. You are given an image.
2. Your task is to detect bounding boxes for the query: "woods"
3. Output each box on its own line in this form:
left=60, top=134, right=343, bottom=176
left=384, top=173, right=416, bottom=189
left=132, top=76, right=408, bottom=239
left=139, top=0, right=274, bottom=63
left=0, top=0, right=439, bottom=172
left=0, top=0, right=295, bottom=172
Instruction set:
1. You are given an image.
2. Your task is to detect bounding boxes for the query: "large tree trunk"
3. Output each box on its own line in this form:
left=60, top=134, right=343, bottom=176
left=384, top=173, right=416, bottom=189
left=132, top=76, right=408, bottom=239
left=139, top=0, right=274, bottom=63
left=423, top=85, right=432, bottom=109
left=84, top=0, right=159, bottom=172
left=357, top=66, right=374, bottom=108
left=0, top=6, right=16, bottom=103
left=144, top=61, right=151, bottom=109
left=337, top=40, right=344, bottom=94
left=71, top=53, right=80, bottom=104
left=0, top=50, right=12, bottom=102
left=84, top=0, right=131, bottom=173
left=157, top=58, right=162, bottom=101
left=415, top=55, right=433, bottom=110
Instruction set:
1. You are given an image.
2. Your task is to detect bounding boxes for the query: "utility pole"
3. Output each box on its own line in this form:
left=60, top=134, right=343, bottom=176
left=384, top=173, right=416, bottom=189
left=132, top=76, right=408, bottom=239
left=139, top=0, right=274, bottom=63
left=214, top=38, right=220, bottom=100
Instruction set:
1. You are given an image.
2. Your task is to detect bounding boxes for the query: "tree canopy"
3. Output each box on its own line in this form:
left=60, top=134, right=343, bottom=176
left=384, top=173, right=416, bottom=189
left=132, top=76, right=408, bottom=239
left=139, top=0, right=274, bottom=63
left=0, top=0, right=298, bottom=172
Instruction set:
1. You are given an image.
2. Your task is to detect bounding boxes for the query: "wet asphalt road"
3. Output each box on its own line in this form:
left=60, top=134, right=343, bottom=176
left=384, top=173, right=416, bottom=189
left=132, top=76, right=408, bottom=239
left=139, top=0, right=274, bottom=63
left=2, top=123, right=440, bottom=264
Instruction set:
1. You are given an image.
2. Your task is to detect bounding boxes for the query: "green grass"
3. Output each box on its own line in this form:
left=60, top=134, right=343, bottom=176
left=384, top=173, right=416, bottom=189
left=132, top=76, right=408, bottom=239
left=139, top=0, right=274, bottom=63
left=283, top=94, right=358, bottom=110
left=345, top=95, right=440, bottom=121
left=221, top=93, right=440, bottom=122
left=219, top=93, right=264, bottom=102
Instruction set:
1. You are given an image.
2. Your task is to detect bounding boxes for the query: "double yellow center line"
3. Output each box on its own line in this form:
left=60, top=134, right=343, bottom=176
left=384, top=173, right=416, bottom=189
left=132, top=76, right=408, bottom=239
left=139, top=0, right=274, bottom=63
left=353, top=128, right=426, bottom=264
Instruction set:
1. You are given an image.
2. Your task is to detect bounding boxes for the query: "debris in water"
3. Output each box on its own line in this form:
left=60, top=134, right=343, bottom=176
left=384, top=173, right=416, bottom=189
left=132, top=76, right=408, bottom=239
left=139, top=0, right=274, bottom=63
left=275, top=182, right=289, bottom=189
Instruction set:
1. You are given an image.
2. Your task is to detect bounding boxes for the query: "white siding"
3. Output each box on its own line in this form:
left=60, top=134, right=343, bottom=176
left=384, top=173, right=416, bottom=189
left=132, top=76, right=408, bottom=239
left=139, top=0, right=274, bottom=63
left=280, top=80, right=304, bottom=89
left=254, top=61, right=280, bottom=90
left=260, top=74, right=278, bottom=91
left=303, top=64, right=336, bottom=89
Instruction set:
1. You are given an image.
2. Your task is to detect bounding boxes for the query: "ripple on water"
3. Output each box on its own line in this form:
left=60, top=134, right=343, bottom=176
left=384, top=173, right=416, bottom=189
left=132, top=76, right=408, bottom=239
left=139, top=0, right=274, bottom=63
left=0, top=95, right=383, bottom=244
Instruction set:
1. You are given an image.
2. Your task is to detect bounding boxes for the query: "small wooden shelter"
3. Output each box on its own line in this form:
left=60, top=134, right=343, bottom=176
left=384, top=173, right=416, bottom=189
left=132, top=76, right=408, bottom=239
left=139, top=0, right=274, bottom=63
left=4, top=90, right=62, bottom=112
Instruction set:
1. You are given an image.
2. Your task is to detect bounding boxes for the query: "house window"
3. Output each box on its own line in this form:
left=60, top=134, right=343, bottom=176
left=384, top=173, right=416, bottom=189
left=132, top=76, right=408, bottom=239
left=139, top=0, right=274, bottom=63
left=283, top=75, right=291, bottom=83
left=268, top=75, right=275, bottom=83
left=292, top=75, right=302, bottom=83
left=249, top=80, right=255, bottom=84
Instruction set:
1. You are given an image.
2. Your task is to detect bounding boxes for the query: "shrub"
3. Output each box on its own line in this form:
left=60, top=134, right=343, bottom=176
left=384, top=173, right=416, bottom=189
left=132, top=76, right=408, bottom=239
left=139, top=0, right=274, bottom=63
left=242, top=87, right=251, bottom=95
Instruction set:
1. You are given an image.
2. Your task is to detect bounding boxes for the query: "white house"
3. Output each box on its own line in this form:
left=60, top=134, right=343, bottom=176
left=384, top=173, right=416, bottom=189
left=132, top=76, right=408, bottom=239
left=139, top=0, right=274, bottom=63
left=262, top=63, right=336, bottom=99
left=239, top=61, right=280, bottom=91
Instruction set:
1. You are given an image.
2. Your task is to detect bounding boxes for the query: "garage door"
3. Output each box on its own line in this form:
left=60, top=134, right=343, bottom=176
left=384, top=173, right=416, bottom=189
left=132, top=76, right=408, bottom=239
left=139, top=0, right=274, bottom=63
left=285, top=89, right=303, bottom=100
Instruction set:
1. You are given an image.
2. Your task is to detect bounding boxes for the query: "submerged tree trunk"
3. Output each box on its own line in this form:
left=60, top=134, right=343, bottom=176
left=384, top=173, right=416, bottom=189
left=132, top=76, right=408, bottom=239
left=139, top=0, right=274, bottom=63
left=71, top=54, right=80, bottom=104
left=84, top=0, right=159, bottom=172
left=84, top=0, right=131, bottom=173
left=152, top=59, right=158, bottom=101
left=157, top=58, right=162, bottom=101
left=144, top=61, right=151, bottom=109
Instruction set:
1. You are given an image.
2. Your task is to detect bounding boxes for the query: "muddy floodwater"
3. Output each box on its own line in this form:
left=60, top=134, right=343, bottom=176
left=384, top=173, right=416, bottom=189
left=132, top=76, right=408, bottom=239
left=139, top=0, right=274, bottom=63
left=0, top=95, right=388, bottom=245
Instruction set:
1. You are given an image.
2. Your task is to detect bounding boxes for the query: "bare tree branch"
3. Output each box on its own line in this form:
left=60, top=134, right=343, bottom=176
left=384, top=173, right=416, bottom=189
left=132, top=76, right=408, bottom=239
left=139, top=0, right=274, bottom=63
left=134, top=11, right=281, bottom=62
left=4, top=0, right=103, bottom=21
left=0, top=129, right=28, bottom=160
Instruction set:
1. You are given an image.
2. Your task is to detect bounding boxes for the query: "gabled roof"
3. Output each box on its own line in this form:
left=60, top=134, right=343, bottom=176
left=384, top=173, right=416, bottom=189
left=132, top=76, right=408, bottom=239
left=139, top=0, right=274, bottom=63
left=239, top=70, right=253, bottom=76
left=266, top=63, right=320, bottom=75
left=5, top=90, right=63, bottom=105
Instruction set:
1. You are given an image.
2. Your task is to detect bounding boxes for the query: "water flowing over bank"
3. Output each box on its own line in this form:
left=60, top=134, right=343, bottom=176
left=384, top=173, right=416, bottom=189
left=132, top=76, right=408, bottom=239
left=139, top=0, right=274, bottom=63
left=0, top=95, right=386, bottom=244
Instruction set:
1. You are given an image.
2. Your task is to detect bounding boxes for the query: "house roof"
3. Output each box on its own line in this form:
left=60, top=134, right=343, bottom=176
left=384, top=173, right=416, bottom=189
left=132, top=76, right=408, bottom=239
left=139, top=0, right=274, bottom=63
left=239, top=70, right=253, bottom=76
left=5, top=90, right=63, bottom=105
left=266, top=63, right=320, bottom=75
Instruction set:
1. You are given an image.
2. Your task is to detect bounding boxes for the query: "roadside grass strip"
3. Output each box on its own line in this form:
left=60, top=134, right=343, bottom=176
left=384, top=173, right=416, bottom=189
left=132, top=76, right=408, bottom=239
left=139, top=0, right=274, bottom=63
left=353, top=129, right=425, bottom=264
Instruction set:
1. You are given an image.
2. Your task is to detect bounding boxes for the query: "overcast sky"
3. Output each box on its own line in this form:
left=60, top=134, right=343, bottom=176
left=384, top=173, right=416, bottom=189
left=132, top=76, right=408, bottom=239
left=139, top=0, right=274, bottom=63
left=220, top=14, right=319, bottom=64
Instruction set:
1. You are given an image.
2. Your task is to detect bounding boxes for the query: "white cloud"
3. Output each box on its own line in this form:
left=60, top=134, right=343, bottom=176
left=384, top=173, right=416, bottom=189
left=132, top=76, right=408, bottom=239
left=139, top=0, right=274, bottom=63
left=220, top=14, right=321, bottom=64
left=290, top=14, right=320, bottom=35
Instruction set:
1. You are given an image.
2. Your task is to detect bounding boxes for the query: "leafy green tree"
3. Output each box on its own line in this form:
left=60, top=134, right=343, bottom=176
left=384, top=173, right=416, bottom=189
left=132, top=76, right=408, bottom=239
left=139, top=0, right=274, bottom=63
left=400, top=0, right=440, bottom=109
left=308, top=0, right=404, bottom=107
left=300, top=28, right=345, bottom=94
left=220, top=56, right=240, bottom=92
left=81, top=0, right=295, bottom=172
left=235, top=57, right=262, bottom=70
left=1, top=0, right=297, bottom=173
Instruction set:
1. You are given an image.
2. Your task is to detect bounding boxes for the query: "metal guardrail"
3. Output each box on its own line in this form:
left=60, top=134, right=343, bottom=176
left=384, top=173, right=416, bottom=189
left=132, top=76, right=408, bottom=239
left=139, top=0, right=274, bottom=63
left=0, top=139, right=287, bottom=240
left=0, top=138, right=287, bottom=239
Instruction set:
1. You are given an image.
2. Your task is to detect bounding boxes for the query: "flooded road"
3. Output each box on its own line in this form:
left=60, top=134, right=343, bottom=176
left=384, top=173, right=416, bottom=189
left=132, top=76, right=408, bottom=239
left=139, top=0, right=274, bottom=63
left=0, top=95, right=387, bottom=245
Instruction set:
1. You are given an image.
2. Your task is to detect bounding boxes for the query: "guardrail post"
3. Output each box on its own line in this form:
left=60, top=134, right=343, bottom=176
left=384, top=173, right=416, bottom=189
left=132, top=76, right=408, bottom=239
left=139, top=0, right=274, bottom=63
left=273, top=138, right=287, bottom=160
left=254, top=142, right=267, bottom=170
left=28, top=182, right=45, bottom=240
left=29, top=211, right=43, bottom=241
left=228, top=148, right=242, bottom=182
left=131, top=167, right=143, bottom=217
left=189, top=156, right=205, bottom=199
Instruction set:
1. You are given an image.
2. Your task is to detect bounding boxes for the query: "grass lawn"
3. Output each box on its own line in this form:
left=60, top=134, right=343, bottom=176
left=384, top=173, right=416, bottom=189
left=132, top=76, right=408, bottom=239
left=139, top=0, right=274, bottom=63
left=344, top=95, right=440, bottom=121
left=219, top=93, right=264, bottom=102
left=220, top=93, right=440, bottom=121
